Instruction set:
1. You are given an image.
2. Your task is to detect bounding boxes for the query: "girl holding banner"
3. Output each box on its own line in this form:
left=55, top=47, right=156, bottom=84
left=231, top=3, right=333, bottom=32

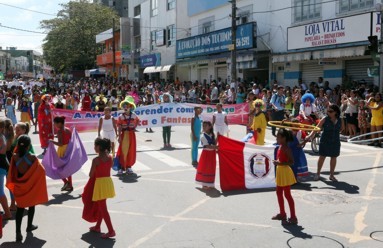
left=160, top=93, right=173, bottom=149
left=116, top=96, right=138, bottom=175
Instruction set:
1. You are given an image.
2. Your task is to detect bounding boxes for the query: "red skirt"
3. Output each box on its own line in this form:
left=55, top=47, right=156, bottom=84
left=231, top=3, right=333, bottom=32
left=195, top=149, right=217, bottom=187
left=82, top=177, right=98, bottom=223
left=117, top=130, right=136, bottom=169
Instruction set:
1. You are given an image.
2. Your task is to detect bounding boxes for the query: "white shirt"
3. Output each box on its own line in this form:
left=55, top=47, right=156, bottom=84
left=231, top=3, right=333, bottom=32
left=300, top=103, right=317, bottom=116
left=211, top=87, right=218, bottom=100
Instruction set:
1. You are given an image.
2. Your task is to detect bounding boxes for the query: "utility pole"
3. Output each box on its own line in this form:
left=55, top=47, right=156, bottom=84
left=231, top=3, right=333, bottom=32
left=112, top=18, right=116, bottom=82
left=230, top=0, right=237, bottom=86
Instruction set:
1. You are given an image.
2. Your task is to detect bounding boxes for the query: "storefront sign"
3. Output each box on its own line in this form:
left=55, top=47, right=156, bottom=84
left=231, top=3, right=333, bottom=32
left=372, top=12, right=382, bottom=37
left=288, top=13, right=371, bottom=50
left=140, top=53, right=161, bottom=67
left=176, top=23, right=255, bottom=59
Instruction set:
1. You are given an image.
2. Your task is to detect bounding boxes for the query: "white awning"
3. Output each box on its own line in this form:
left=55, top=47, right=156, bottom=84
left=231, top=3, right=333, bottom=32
left=143, top=65, right=173, bottom=74
left=272, top=46, right=366, bottom=63
left=312, top=46, right=366, bottom=59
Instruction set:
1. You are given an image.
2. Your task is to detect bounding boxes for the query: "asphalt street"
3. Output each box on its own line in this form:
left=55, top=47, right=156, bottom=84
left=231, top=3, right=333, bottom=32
left=0, top=110, right=382, bottom=248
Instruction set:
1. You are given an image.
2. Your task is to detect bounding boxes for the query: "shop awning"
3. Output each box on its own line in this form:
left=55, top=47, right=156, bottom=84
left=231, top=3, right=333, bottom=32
left=143, top=64, right=173, bottom=74
left=272, top=46, right=366, bottom=63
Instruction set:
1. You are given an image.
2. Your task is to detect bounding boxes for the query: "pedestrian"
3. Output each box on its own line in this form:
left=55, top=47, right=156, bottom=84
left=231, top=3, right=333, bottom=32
left=307, top=104, right=344, bottom=181
left=250, top=99, right=267, bottom=145
left=50, top=116, right=73, bottom=191
left=357, top=100, right=369, bottom=139
left=212, top=103, right=229, bottom=137
left=6, top=135, right=48, bottom=242
left=98, top=107, right=118, bottom=157
left=270, top=86, right=286, bottom=136
left=195, top=121, right=218, bottom=189
left=0, top=119, right=12, bottom=220
left=4, top=118, right=16, bottom=211
left=160, top=93, right=173, bottom=148
left=33, top=91, right=41, bottom=133
left=38, top=94, right=54, bottom=155
left=367, top=93, right=383, bottom=147
left=272, top=128, right=298, bottom=225
left=5, top=97, right=17, bottom=125
left=191, top=106, right=202, bottom=166
left=116, top=96, right=138, bottom=175
left=82, top=137, right=116, bottom=239
left=20, top=98, right=32, bottom=125
left=289, top=119, right=309, bottom=181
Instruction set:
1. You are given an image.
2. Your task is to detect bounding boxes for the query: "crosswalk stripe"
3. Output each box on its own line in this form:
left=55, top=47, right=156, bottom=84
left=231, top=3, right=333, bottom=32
left=139, top=145, right=190, bottom=167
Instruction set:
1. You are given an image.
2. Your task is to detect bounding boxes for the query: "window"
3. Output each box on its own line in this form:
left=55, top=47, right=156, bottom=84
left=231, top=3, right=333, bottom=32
left=167, top=24, right=176, bottom=46
left=134, top=36, right=141, bottom=50
left=237, top=11, right=250, bottom=25
left=293, top=0, right=321, bottom=23
left=167, top=0, right=176, bottom=10
left=198, top=16, right=215, bottom=34
left=134, top=5, right=141, bottom=18
left=151, top=0, right=158, bottom=16
left=108, top=0, right=115, bottom=7
left=339, top=0, right=373, bottom=13
left=202, top=22, right=212, bottom=34
left=150, top=31, right=156, bottom=50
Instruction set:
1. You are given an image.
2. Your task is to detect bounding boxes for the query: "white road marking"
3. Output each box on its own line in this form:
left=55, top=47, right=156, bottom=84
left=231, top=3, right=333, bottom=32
left=327, top=152, right=382, bottom=243
left=139, top=145, right=190, bottom=167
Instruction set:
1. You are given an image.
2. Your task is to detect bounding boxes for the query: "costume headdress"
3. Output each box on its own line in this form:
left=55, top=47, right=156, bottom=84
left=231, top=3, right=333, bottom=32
left=120, top=96, right=136, bottom=110
left=254, top=99, right=264, bottom=108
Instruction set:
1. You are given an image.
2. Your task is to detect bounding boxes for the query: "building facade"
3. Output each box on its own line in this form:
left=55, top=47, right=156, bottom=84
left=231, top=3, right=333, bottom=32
left=93, top=0, right=129, bottom=17
left=126, top=0, right=189, bottom=81
left=272, top=0, right=382, bottom=88
left=0, top=48, right=43, bottom=79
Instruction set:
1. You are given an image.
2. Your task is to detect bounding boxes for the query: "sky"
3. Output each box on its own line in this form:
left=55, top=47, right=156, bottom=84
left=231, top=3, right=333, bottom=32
left=0, top=0, right=71, bottom=53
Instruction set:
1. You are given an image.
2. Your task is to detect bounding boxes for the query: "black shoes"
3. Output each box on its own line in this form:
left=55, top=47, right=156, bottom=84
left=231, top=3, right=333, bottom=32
left=26, top=225, right=38, bottom=232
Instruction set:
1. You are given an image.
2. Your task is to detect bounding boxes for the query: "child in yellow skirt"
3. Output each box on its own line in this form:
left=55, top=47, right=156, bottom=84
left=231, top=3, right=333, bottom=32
left=51, top=116, right=73, bottom=191
left=272, top=128, right=298, bottom=225
left=88, top=137, right=116, bottom=238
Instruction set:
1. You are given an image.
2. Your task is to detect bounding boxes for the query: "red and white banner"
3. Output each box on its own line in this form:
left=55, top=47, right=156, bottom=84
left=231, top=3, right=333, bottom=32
left=218, top=136, right=276, bottom=192
left=51, top=103, right=249, bottom=132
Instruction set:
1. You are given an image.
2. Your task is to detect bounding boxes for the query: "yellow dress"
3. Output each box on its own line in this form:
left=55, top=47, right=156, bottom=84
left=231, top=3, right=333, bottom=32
left=370, top=102, right=383, bottom=126
left=20, top=112, right=30, bottom=124
left=251, top=112, right=267, bottom=145
left=276, top=165, right=297, bottom=187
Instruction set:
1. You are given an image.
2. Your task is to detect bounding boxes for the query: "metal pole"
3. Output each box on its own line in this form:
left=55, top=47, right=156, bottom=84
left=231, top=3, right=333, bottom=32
left=112, top=18, right=116, bottom=82
left=230, top=0, right=237, bottom=85
left=380, top=10, right=383, bottom=91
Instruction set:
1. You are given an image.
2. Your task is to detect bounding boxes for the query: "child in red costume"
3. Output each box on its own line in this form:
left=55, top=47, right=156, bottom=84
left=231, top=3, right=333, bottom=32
left=272, top=128, right=298, bottom=225
left=82, top=137, right=116, bottom=239
left=37, top=94, right=54, bottom=155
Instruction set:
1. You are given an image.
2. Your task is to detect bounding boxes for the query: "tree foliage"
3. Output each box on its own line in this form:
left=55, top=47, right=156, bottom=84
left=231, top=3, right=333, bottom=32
left=41, top=0, right=119, bottom=72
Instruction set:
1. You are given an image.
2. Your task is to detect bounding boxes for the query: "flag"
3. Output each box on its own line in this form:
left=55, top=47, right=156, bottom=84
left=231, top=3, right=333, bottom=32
left=218, top=135, right=276, bottom=191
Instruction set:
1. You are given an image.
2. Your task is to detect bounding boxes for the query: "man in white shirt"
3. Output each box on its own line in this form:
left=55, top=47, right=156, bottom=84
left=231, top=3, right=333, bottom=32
left=210, top=83, right=219, bottom=104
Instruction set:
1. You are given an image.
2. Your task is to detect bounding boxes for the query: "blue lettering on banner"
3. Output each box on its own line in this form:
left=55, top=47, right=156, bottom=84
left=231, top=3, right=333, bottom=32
left=176, top=23, right=255, bottom=59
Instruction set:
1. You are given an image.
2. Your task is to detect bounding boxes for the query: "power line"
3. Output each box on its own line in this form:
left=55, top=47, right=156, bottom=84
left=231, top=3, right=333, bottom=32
left=0, top=2, right=57, bottom=16
left=0, top=24, right=47, bottom=34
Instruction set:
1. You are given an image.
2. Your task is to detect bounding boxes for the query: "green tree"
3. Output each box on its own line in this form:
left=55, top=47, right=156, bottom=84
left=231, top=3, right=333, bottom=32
left=41, top=0, right=119, bottom=73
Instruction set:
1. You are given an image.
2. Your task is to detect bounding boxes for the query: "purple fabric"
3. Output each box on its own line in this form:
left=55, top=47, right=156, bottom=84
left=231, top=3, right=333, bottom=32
left=42, top=128, right=88, bottom=180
